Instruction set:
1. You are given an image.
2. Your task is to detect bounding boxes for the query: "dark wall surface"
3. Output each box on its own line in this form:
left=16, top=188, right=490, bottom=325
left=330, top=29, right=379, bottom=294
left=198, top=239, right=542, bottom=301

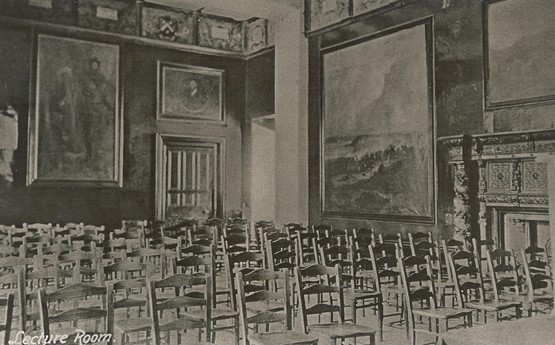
left=0, top=24, right=245, bottom=228
left=308, top=1, right=553, bottom=239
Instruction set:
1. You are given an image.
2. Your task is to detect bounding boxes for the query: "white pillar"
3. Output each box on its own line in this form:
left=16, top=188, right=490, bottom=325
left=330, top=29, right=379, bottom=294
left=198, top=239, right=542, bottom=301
left=537, top=153, right=555, bottom=313
left=274, top=9, right=309, bottom=227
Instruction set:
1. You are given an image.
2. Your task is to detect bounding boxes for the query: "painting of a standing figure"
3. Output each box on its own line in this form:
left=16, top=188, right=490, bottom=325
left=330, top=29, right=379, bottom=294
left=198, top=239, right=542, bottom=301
left=28, top=34, right=122, bottom=187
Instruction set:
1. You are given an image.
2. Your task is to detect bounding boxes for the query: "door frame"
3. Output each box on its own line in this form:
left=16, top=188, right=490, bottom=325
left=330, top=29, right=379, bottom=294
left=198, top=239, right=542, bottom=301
left=155, top=133, right=225, bottom=220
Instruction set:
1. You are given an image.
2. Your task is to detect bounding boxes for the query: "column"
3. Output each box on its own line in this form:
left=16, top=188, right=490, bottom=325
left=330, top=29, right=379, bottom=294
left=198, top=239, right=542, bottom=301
left=477, top=160, right=488, bottom=243
left=453, top=162, right=472, bottom=242
left=274, top=9, right=309, bottom=226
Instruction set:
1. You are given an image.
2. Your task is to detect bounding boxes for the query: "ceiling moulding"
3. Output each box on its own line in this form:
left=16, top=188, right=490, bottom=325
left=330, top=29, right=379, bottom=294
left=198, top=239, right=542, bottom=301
left=0, top=0, right=274, bottom=58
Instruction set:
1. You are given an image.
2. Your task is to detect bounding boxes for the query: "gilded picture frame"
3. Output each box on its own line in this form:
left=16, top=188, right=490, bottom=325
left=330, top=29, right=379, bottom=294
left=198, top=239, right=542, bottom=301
left=157, top=61, right=225, bottom=124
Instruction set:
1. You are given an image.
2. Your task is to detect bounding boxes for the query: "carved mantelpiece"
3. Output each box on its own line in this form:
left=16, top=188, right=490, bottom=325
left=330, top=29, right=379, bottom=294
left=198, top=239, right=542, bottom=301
left=439, top=129, right=555, bottom=242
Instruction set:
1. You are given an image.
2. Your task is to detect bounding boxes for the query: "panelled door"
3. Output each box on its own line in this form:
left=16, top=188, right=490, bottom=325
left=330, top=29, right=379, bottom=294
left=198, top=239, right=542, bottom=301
left=156, top=135, right=223, bottom=220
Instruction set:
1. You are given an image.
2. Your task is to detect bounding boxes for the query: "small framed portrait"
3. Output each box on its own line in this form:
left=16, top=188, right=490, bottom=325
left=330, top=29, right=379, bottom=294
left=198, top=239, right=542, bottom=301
left=157, top=62, right=225, bottom=124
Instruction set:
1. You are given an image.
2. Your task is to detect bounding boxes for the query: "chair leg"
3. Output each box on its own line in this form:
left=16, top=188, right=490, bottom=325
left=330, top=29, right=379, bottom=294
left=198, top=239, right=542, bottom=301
left=352, top=299, right=357, bottom=323
left=378, top=299, right=384, bottom=342
left=234, top=316, right=240, bottom=345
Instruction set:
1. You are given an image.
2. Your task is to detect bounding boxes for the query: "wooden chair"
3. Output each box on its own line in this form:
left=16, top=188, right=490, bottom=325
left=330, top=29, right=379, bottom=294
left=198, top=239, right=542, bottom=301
left=105, top=260, right=152, bottom=345
left=0, top=294, right=14, bottom=345
left=175, top=246, right=240, bottom=344
left=236, top=268, right=318, bottom=345
left=122, top=220, right=147, bottom=246
left=23, top=223, right=52, bottom=235
left=187, top=226, right=215, bottom=247
left=224, top=251, right=265, bottom=310
left=408, top=232, right=434, bottom=258
left=24, top=264, right=77, bottom=329
left=449, top=247, right=522, bottom=323
left=38, top=283, right=114, bottom=345
left=295, top=264, right=376, bottom=345
left=434, top=240, right=463, bottom=307
left=485, top=249, right=521, bottom=302
left=398, top=255, right=473, bottom=345
left=311, top=225, right=331, bottom=239
left=127, top=248, right=169, bottom=280
left=265, top=236, right=297, bottom=271
left=348, top=243, right=383, bottom=340
left=521, top=248, right=553, bottom=315
left=369, top=242, right=404, bottom=323
left=253, top=220, right=275, bottom=251
left=148, top=274, right=212, bottom=345
left=295, top=231, right=318, bottom=267
left=0, top=262, right=25, bottom=332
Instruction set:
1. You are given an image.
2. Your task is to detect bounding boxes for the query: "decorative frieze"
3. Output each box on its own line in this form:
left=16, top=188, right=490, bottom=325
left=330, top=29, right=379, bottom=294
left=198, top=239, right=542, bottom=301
left=307, top=0, right=350, bottom=32
left=78, top=0, right=138, bottom=35
left=1, top=1, right=272, bottom=57
left=2, top=0, right=77, bottom=25
left=198, top=15, right=243, bottom=52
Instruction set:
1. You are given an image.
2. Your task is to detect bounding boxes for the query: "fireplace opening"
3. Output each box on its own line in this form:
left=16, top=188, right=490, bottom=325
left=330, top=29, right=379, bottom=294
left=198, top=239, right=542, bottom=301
left=492, top=207, right=550, bottom=254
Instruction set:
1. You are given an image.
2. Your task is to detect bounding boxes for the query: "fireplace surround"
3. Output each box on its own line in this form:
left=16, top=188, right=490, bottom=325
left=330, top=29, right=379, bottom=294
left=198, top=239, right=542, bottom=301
left=440, top=130, right=555, bottom=253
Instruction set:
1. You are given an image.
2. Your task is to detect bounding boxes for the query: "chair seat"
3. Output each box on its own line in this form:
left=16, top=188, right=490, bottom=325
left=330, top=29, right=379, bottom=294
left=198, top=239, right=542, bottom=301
left=345, top=288, right=381, bottom=299
left=355, top=271, right=375, bottom=279
left=466, top=299, right=522, bottom=312
left=435, top=280, right=455, bottom=289
left=114, top=317, right=152, bottom=333
left=412, top=307, right=474, bottom=319
left=247, top=300, right=284, bottom=313
left=309, top=323, right=376, bottom=339
left=250, top=331, right=319, bottom=345
left=183, top=307, right=238, bottom=321
left=532, top=293, right=554, bottom=303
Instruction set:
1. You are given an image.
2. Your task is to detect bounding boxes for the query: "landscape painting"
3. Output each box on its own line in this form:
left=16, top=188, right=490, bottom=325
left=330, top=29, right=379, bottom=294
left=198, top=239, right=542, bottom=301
left=485, top=0, right=555, bottom=108
left=321, top=21, right=434, bottom=222
left=28, top=34, right=122, bottom=187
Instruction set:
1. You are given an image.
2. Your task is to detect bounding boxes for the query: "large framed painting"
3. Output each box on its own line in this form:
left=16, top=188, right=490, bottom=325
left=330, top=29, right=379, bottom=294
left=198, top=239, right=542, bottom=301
left=157, top=62, right=225, bottom=124
left=320, top=18, right=435, bottom=223
left=484, top=0, right=555, bottom=109
left=27, top=34, right=123, bottom=187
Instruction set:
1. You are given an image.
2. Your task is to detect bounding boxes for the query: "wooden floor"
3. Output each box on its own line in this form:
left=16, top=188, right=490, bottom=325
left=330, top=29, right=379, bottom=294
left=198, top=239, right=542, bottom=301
left=208, top=301, right=536, bottom=345
left=210, top=304, right=448, bottom=345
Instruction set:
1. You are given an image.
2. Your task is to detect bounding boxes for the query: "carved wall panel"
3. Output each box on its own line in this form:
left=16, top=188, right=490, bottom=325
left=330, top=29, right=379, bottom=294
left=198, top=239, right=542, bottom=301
left=198, top=16, right=243, bottom=52
left=141, top=4, right=195, bottom=44
left=308, top=0, right=350, bottom=31
left=488, top=162, right=512, bottom=192
left=522, top=161, right=548, bottom=192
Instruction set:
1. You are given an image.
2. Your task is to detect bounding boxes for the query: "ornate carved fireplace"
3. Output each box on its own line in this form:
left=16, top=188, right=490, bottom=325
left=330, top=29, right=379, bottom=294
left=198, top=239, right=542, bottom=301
left=440, top=130, right=555, bottom=252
